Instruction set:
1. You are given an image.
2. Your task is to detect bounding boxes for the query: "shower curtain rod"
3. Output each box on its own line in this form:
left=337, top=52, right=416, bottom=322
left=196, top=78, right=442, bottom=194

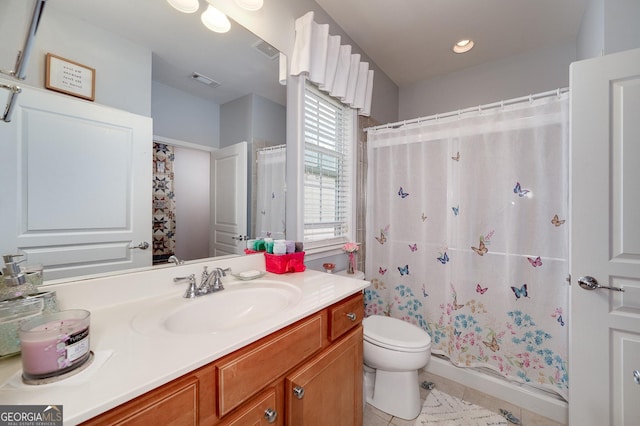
left=365, top=87, right=569, bottom=132
left=257, top=144, right=286, bottom=152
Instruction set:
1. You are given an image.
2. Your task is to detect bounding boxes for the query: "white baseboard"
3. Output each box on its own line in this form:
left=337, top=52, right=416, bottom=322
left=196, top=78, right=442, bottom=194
left=425, top=356, right=568, bottom=424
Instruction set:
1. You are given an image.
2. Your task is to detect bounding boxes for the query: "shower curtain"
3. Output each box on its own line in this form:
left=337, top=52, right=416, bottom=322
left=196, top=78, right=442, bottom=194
left=152, top=142, right=176, bottom=264
left=365, top=93, right=569, bottom=400
left=255, top=145, right=286, bottom=239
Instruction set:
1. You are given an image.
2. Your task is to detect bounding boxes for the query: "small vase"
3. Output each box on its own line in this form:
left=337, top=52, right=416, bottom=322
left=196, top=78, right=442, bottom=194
left=347, top=252, right=356, bottom=274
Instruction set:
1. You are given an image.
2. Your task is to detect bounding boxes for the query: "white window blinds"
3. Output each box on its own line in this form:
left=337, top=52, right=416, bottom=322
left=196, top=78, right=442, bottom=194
left=303, top=83, right=353, bottom=242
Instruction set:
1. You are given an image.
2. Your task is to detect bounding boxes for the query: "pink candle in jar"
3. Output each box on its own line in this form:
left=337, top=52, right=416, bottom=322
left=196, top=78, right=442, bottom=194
left=19, top=309, right=90, bottom=380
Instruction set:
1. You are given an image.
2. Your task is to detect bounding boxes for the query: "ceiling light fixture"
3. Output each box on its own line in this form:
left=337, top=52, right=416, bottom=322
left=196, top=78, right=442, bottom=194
left=201, top=5, right=231, bottom=33
left=234, top=0, right=264, bottom=11
left=166, top=0, right=199, bottom=14
left=168, top=1, right=263, bottom=36
left=453, top=39, right=474, bottom=54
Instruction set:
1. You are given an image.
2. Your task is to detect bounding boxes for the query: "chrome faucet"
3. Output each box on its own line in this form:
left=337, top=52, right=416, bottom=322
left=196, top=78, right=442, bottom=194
left=198, top=267, right=229, bottom=295
left=168, top=255, right=183, bottom=266
left=174, top=266, right=230, bottom=298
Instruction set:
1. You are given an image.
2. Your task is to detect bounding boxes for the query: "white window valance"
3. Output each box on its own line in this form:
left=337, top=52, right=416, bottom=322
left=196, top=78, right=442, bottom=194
left=290, top=11, right=374, bottom=117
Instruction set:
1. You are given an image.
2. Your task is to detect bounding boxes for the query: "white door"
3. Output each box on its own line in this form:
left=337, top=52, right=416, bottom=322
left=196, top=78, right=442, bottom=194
left=570, top=48, right=640, bottom=425
left=210, top=141, right=248, bottom=256
left=0, top=81, right=152, bottom=280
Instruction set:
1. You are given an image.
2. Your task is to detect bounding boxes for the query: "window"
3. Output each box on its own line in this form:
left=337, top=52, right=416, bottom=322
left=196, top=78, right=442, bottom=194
left=303, top=82, right=355, bottom=244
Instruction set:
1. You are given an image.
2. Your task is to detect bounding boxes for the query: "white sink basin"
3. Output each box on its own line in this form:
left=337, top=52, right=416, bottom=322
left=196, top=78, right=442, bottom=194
left=132, top=280, right=303, bottom=335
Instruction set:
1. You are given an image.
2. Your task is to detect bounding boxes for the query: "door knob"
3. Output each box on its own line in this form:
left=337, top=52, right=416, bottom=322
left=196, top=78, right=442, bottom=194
left=264, top=408, right=277, bottom=423
left=231, top=235, right=247, bottom=241
left=634, top=370, right=640, bottom=385
left=129, top=241, right=149, bottom=250
left=293, top=385, right=305, bottom=399
left=578, top=276, right=624, bottom=292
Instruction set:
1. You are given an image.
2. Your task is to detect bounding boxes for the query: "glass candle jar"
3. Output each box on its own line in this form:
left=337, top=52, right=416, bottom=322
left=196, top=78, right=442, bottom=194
left=19, top=309, right=91, bottom=381
left=0, top=297, right=44, bottom=358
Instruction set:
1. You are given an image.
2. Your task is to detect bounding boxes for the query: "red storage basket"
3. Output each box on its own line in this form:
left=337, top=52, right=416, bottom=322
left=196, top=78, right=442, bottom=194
left=264, top=252, right=306, bottom=274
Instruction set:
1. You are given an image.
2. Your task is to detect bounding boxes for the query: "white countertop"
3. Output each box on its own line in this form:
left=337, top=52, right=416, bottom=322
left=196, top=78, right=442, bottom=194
left=0, top=255, right=369, bottom=424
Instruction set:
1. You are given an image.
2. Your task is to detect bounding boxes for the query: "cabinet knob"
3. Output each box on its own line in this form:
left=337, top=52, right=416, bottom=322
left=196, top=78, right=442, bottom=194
left=293, top=385, right=305, bottom=399
left=346, top=312, right=357, bottom=321
left=264, top=408, right=277, bottom=423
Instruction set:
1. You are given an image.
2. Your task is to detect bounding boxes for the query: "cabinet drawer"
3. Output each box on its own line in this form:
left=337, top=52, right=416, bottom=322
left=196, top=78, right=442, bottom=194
left=329, top=292, right=364, bottom=341
left=82, top=375, right=199, bottom=426
left=216, top=313, right=324, bottom=417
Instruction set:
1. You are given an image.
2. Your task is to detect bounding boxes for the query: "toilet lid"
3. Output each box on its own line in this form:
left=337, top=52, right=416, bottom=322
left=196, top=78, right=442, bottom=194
left=363, top=315, right=431, bottom=352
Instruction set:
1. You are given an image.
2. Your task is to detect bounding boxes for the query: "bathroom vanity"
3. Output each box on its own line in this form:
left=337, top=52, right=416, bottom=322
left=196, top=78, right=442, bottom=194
left=0, top=254, right=369, bottom=425
left=84, top=292, right=363, bottom=425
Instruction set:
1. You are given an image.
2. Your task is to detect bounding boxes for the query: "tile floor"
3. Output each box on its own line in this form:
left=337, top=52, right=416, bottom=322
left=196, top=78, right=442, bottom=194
left=363, top=370, right=566, bottom=426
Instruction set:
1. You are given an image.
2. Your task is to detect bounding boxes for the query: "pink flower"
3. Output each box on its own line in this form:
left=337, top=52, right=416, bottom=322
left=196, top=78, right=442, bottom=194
left=343, top=242, right=360, bottom=253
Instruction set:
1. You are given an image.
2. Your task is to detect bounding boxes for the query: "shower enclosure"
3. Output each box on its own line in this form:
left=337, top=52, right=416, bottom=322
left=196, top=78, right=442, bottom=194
left=364, top=91, right=570, bottom=401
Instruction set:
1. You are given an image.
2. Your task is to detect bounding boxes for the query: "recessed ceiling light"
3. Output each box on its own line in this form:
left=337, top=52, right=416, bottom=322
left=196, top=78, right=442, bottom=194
left=234, top=0, right=264, bottom=11
left=166, top=0, right=199, bottom=14
left=453, top=39, right=474, bottom=54
left=201, top=5, right=231, bottom=33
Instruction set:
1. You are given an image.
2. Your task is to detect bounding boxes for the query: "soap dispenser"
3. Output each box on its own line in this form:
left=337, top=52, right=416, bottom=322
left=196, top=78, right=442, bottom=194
left=0, top=254, right=39, bottom=300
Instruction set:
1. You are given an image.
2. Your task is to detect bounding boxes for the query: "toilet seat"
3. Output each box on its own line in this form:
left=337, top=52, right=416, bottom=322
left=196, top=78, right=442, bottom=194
left=363, top=315, right=431, bottom=353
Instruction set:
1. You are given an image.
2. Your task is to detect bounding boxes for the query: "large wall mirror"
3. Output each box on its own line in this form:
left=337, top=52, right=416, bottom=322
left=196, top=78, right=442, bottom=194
left=0, top=0, right=286, bottom=283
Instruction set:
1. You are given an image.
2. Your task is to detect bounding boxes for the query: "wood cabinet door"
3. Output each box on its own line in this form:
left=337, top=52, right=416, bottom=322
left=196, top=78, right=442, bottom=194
left=285, top=327, right=363, bottom=426
left=219, top=387, right=283, bottom=426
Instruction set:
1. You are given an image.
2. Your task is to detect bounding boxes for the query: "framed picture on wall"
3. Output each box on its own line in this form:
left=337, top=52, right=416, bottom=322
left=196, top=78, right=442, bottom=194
left=45, top=53, right=95, bottom=101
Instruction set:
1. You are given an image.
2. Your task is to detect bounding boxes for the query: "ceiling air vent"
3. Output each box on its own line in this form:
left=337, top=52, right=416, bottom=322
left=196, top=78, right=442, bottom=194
left=252, top=39, right=279, bottom=60
left=190, top=72, right=221, bottom=88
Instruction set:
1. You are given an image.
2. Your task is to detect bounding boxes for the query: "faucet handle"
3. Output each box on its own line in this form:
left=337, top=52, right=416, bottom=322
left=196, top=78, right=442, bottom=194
left=201, top=266, right=210, bottom=283
left=174, top=274, right=198, bottom=298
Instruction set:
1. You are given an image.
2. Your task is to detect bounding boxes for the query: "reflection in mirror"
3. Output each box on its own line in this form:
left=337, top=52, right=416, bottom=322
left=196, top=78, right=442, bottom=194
left=255, top=144, right=286, bottom=240
left=0, top=0, right=286, bottom=283
left=152, top=140, right=212, bottom=265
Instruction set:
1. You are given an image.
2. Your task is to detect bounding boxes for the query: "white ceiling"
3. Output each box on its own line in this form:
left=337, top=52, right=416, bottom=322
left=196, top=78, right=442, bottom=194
left=49, top=0, right=286, bottom=106
left=47, top=0, right=589, bottom=106
left=315, top=0, right=589, bottom=86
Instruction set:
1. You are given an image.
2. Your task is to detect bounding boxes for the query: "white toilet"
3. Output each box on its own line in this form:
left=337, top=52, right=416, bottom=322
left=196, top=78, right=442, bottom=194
left=362, top=315, right=432, bottom=420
